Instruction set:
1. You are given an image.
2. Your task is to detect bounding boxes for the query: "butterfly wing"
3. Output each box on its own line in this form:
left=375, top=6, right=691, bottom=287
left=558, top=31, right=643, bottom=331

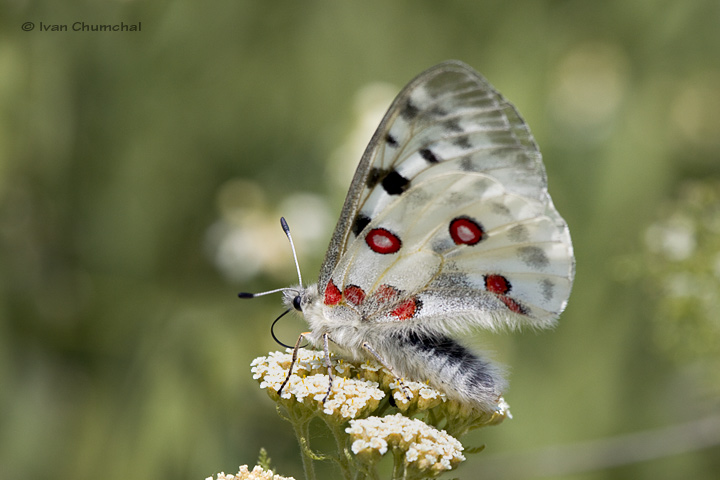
left=318, top=60, right=574, bottom=332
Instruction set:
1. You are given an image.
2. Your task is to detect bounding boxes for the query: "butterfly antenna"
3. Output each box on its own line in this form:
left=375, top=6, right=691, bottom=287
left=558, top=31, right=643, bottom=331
left=237, top=217, right=303, bottom=299
left=280, top=217, right=303, bottom=286
left=238, top=287, right=287, bottom=299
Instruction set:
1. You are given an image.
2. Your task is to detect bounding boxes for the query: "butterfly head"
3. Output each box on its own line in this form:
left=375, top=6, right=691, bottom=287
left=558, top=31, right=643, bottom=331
left=281, top=284, right=319, bottom=314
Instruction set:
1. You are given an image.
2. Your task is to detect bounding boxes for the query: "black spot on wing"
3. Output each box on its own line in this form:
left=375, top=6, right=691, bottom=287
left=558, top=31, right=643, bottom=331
left=385, top=133, right=399, bottom=148
left=429, top=106, right=448, bottom=117
left=381, top=170, right=410, bottom=195
left=540, top=278, right=555, bottom=302
left=420, top=148, right=440, bottom=164
left=453, top=135, right=472, bottom=150
left=491, top=202, right=511, bottom=217
left=507, top=224, right=530, bottom=243
left=401, top=100, right=419, bottom=120
left=518, top=246, right=549, bottom=269
left=352, top=213, right=371, bottom=237
left=444, top=119, right=463, bottom=132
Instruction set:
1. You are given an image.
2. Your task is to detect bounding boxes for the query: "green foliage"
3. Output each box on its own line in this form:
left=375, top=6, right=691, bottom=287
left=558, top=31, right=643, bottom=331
left=257, top=448, right=274, bottom=473
left=641, top=181, right=720, bottom=393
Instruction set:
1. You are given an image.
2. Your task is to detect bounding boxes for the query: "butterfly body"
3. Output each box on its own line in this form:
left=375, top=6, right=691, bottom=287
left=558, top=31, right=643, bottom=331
left=283, top=284, right=506, bottom=409
left=263, top=61, right=574, bottom=413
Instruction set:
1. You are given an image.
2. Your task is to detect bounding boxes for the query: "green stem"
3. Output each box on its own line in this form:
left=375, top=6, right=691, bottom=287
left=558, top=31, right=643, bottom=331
left=391, top=446, right=406, bottom=480
left=328, top=422, right=354, bottom=480
left=290, top=419, right=316, bottom=480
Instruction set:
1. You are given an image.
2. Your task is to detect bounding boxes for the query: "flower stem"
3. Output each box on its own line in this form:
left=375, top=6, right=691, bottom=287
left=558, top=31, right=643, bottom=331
left=290, top=417, right=316, bottom=480
left=329, top=422, right=354, bottom=479
left=391, top=446, right=406, bottom=480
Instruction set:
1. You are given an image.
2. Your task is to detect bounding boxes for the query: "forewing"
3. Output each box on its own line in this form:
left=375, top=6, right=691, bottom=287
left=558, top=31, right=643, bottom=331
left=318, top=61, right=574, bottom=331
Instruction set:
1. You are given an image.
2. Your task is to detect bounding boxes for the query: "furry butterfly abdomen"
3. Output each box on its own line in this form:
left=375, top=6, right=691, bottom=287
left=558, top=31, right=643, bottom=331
left=283, top=61, right=574, bottom=413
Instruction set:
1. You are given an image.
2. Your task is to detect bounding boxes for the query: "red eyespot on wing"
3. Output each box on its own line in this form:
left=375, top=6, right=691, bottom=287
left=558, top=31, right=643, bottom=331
left=374, top=284, right=400, bottom=304
left=484, top=274, right=511, bottom=295
left=484, top=274, right=527, bottom=314
left=343, top=285, right=366, bottom=306
left=324, top=279, right=342, bottom=305
left=391, top=297, right=421, bottom=321
left=366, top=228, right=402, bottom=254
left=449, top=216, right=484, bottom=245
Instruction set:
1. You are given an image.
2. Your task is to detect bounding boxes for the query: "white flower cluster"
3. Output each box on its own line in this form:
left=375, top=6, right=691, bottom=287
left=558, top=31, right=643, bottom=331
left=251, top=350, right=385, bottom=421
left=346, top=413, right=465, bottom=475
left=206, top=465, right=294, bottom=480
left=389, top=378, right=446, bottom=412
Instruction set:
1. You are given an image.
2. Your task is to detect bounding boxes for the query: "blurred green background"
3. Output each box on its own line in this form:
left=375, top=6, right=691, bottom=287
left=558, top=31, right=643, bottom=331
left=2, top=1, right=720, bottom=479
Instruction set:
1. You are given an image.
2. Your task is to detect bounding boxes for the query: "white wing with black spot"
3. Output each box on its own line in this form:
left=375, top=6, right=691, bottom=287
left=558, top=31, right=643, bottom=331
left=318, top=60, right=574, bottom=332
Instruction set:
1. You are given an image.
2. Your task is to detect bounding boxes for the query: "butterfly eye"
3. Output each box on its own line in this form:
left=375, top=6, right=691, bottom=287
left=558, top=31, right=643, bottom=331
left=292, top=295, right=302, bottom=311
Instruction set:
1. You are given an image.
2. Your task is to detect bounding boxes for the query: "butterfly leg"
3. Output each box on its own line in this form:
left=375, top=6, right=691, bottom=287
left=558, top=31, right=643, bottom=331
left=361, top=341, right=411, bottom=400
left=321, top=332, right=334, bottom=403
left=278, top=331, right=311, bottom=398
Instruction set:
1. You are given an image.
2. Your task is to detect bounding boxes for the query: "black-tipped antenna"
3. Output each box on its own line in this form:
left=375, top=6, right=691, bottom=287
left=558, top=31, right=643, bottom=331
left=237, top=218, right=303, bottom=300
left=280, top=217, right=303, bottom=286
left=237, top=288, right=287, bottom=299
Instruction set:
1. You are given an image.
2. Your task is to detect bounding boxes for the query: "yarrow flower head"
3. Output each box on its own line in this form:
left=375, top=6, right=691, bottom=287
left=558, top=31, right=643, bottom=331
left=250, top=349, right=511, bottom=480
left=346, top=414, right=465, bottom=477
left=251, top=349, right=511, bottom=423
left=206, top=465, right=294, bottom=480
left=251, top=349, right=385, bottom=422
left=389, top=378, right=446, bottom=414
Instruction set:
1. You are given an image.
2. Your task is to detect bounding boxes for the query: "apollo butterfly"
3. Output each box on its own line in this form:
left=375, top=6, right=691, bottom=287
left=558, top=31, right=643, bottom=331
left=241, top=61, right=575, bottom=412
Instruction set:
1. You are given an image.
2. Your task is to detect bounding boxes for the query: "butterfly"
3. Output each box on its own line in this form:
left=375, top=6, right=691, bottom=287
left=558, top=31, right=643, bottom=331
left=241, top=60, right=575, bottom=413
